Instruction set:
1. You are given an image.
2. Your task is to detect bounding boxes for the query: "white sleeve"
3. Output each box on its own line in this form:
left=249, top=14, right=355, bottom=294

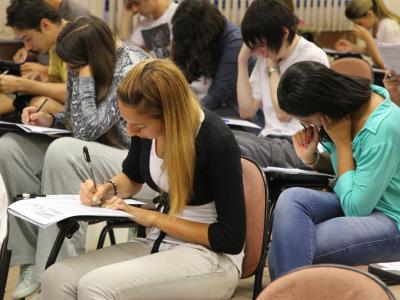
left=376, top=18, right=400, bottom=44
left=249, top=58, right=264, bottom=102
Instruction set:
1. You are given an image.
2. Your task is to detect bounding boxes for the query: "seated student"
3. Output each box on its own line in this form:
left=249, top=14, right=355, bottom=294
left=335, top=0, right=400, bottom=69
left=13, top=0, right=91, bottom=77
left=384, top=71, right=400, bottom=106
left=171, top=0, right=248, bottom=120
left=0, top=15, right=148, bottom=299
left=235, top=0, right=329, bottom=168
left=269, top=61, right=400, bottom=280
left=0, top=0, right=69, bottom=118
left=41, top=59, right=246, bottom=300
left=119, top=0, right=178, bottom=58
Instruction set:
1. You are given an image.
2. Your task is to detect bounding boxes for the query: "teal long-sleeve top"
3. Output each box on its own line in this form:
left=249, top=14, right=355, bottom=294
left=325, top=85, right=400, bottom=230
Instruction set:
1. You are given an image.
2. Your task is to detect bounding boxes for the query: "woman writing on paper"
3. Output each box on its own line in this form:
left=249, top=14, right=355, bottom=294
left=0, top=15, right=149, bottom=299
left=41, top=59, right=246, bottom=299
left=268, top=61, right=400, bottom=280
left=335, top=0, right=400, bottom=68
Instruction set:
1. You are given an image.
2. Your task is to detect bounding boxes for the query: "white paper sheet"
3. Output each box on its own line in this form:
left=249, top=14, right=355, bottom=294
left=8, top=195, right=144, bottom=228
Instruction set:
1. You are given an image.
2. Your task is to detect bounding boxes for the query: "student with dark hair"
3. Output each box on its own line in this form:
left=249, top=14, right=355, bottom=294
left=0, top=0, right=68, bottom=117
left=12, top=0, right=90, bottom=73
left=269, top=60, right=400, bottom=280
left=335, top=0, right=400, bottom=68
left=119, top=0, right=178, bottom=58
left=0, top=15, right=149, bottom=299
left=41, top=59, right=245, bottom=300
left=235, top=0, right=329, bottom=168
left=171, top=0, right=247, bottom=118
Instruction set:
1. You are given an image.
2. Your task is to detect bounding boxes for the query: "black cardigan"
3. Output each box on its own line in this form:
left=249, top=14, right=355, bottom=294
left=122, top=109, right=246, bottom=254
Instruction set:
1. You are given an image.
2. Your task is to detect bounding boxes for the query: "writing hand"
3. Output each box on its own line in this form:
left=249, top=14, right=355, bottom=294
left=21, top=106, right=53, bottom=127
left=80, top=179, right=109, bottom=206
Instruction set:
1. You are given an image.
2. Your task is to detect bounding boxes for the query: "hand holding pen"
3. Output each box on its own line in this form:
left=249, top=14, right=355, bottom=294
left=21, top=98, right=53, bottom=127
left=81, top=146, right=105, bottom=206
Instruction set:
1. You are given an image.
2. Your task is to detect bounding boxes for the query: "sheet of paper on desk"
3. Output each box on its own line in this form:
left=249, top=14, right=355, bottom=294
left=222, top=118, right=262, bottom=129
left=263, top=167, right=337, bottom=178
left=377, top=42, right=400, bottom=73
left=0, top=120, right=71, bottom=136
left=8, top=195, right=144, bottom=228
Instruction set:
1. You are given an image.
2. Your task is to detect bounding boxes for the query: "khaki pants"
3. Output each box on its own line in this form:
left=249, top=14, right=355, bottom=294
left=41, top=240, right=239, bottom=300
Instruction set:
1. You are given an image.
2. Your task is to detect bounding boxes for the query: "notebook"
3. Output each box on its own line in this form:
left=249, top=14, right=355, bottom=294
left=368, top=262, right=400, bottom=285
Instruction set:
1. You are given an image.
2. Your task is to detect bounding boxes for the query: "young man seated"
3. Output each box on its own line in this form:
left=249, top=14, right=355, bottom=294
left=12, top=0, right=90, bottom=77
left=118, top=0, right=178, bottom=58
left=235, top=0, right=329, bottom=168
left=0, top=0, right=69, bottom=118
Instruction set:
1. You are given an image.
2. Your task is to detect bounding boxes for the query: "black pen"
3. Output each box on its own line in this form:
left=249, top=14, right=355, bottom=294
left=36, top=98, right=48, bottom=113
left=17, top=193, right=46, bottom=198
left=83, top=146, right=97, bottom=190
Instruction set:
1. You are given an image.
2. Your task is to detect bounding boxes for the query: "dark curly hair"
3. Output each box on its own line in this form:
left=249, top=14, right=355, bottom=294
left=171, top=0, right=226, bottom=83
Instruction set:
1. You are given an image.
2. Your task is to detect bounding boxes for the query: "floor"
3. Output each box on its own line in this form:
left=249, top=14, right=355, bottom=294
left=4, top=223, right=400, bottom=299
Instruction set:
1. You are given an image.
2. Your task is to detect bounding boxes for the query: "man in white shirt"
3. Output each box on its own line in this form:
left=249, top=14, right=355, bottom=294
left=235, top=0, right=329, bottom=168
left=119, top=0, right=178, bottom=58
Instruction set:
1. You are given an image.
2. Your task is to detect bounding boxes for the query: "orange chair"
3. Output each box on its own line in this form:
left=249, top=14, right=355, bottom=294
left=330, top=57, right=373, bottom=82
left=240, top=157, right=269, bottom=299
left=257, top=264, right=395, bottom=300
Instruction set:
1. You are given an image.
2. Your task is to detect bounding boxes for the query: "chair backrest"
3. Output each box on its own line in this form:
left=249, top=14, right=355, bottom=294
left=0, top=173, right=11, bottom=299
left=240, top=157, right=268, bottom=278
left=257, top=264, right=396, bottom=300
left=330, top=57, right=373, bottom=81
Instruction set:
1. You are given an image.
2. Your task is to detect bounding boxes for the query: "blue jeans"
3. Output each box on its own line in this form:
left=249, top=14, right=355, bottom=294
left=268, top=187, right=400, bottom=280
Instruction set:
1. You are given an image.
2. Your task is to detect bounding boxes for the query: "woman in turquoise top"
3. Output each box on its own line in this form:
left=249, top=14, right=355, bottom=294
left=268, top=61, right=400, bottom=280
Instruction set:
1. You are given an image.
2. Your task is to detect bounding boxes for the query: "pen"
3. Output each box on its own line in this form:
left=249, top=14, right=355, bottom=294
left=83, top=146, right=97, bottom=191
left=17, top=193, right=46, bottom=198
left=36, top=98, right=48, bottom=113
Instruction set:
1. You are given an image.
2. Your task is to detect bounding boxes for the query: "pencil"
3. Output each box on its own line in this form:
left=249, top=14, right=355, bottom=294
left=36, top=98, right=49, bottom=113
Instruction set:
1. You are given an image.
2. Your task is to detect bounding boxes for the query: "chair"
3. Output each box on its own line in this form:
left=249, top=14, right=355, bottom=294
left=0, top=174, right=11, bottom=300
left=43, top=157, right=270, bottom=299
left=256, top=264, right=395, bottom=300
left=240, top=157, right=269, bottom=299
left=330, top=57, right=373, bottom=82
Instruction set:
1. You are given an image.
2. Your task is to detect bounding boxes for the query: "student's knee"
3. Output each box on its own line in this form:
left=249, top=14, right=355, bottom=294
left=43, top=137, right=80, bottom=172
left=0, top=133, right=22, bottom=166
left=42, top=262, right=79, bottom=298
left=275, top=187, right=310, bottom=217
left=77, top=271, right=118, bottom=300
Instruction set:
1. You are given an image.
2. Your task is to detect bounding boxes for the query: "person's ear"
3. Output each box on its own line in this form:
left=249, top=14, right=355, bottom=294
left=40, top=18, right=51, bottom=32
left=282, top=27, right=289, bottom=40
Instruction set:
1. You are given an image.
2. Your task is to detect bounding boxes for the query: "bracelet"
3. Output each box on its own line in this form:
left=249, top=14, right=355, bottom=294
left=103, top=180, right=118, bottom=196
left=49, top=113, right=56, bottom=128
left=303, top=151, right=320, bottom=168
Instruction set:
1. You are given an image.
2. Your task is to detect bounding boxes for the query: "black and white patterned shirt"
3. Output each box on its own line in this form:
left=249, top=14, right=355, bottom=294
left=54, top=42, right=149, bottom=148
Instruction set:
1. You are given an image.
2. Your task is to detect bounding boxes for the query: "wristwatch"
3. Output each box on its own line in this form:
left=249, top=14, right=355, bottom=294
left=266, top=65, right=279, bottom=77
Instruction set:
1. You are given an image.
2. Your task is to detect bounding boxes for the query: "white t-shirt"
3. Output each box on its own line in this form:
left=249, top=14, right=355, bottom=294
left=376, top=18, right=400, bottom=44
left=130, top=2, right=178, bottom=58
left=250, top=37, right=329, bottom=137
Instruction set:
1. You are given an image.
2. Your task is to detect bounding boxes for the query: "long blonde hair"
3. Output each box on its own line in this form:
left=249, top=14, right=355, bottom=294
left=117, top=59, right=202, bottom=216
left=345, top=0, right=400, bottom=23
